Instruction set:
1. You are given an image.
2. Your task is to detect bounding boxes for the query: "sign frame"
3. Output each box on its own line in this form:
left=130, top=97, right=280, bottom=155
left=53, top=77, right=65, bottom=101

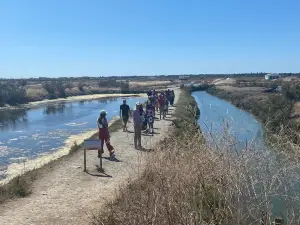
left=83, top=139, right=103, bottom=172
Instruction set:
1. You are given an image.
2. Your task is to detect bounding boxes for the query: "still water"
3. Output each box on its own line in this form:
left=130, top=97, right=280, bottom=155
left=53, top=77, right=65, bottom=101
left=192, top=91, right=300, bottom=219
left=0, top=96, right=146, bottom=179
left=192, top=91, right=266, bottom=150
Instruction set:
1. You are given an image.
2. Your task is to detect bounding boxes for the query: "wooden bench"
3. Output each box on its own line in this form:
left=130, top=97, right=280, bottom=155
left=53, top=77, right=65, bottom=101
left=82, top=139, right=103, bottom=172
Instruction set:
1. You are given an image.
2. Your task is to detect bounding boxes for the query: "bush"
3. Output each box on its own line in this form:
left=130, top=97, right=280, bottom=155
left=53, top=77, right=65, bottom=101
left=282, top=84, right=300, bottom=101
left=42, top=81, right=66, bottom=99
left=77, top=83, right=85, bottom=92
left=120, top=81, right=130, bottom=93
left=0, top=83, right=28, bottom=106
left=98, top=79, right=118, bottom=87
left=189, top=83, right=213, bottom=92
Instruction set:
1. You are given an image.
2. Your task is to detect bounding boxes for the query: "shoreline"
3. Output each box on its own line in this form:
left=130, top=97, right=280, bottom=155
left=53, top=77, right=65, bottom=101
left=203, top=87, right=298, bottom=151
left=0, top=116, right=120, bottom=195
left=0, top=91, right=180, bottom=224
left=0, top=93, right=144, bottom=111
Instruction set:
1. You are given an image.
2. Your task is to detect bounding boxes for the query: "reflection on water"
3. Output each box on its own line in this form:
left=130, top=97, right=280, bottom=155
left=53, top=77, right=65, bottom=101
left=192, top=91, right=266, bottom=150
left=0, top=109, right=28, bottom=132
left=0, top=96, right=146, bottom=180
left=192, top=91, right=300, bottom=219
left=43, top=103, right=67, bottom=115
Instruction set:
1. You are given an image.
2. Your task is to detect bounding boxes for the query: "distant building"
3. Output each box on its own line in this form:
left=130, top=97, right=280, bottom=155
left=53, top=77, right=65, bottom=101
left=265, top=73, right=280, bottom=80
left=179, top=75, right=189, bottom=80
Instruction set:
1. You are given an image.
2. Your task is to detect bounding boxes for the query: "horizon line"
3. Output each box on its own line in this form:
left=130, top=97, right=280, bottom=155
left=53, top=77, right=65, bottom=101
left=1, top=72, right=300, bottom=80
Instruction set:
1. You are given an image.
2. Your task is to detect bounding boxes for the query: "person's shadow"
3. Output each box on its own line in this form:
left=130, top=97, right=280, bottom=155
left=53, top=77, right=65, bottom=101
left=103, top=156, right=122, bottom=162
left=86, top=171, right=112, bottom=178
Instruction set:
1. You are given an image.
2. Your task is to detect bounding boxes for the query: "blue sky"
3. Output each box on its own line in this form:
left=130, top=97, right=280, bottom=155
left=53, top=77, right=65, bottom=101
left=0, top=0, right=300, bottom=78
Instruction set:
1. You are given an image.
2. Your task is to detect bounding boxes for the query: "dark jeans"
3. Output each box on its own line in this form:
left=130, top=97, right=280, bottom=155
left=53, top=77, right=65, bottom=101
left=134, top=124, right=142, bottom=148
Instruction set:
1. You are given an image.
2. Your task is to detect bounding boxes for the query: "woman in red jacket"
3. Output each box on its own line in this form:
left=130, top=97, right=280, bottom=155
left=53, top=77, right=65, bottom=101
left=97, top=110, right=115, bottom=159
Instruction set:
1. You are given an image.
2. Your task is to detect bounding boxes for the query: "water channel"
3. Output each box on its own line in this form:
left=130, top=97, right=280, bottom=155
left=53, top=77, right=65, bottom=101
left=0, top=96, right=146, bottom=180
left=192, top=91, right=300, bottom=221
left=192, top=91, right=266, bottom=150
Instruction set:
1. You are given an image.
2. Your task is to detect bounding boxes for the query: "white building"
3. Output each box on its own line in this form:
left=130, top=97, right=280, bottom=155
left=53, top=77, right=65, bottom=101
left=265, top=73, right=280, bottom=80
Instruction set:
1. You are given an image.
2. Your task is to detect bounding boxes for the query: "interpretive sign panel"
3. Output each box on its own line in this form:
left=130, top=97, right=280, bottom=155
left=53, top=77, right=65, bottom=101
left=83, top=139, right=102, bottom=150
left=83, top=139, right=103, bottom=172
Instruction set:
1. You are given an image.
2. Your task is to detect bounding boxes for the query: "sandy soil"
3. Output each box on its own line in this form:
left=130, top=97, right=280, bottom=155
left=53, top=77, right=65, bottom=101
left=130, top=80, right=172, bottom=87
left=0, top=93, right=144, bottom=111
left=213, top=78, right=236, bottom=85
left=0, top=90, right=180, bottom=225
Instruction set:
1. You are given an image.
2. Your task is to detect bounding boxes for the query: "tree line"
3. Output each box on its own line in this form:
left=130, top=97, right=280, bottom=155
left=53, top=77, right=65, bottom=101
left=0, top=80, right=131, bottom=107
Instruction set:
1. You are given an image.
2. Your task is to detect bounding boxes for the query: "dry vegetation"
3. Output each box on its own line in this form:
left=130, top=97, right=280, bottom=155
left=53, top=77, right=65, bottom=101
left=0, top=78, right=176, bottom=107
left=91, top=89, right=300, bottom=225
left=130, top=80, right=173, bottom=87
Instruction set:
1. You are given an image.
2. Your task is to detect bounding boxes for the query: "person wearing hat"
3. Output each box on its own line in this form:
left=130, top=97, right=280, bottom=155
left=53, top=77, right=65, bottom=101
left=132, top=102, right=143, bottom=149
left=97, top=110, right=115, bottom=159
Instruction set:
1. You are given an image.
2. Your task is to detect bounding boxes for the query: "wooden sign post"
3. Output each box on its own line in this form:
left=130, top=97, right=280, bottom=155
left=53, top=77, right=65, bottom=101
left=83, top=139, right=102, bottom=172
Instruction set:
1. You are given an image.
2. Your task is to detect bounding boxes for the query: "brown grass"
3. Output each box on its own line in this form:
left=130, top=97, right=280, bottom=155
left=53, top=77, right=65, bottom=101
left=218, top=85, right=266, bottom=93
left=91, top=91, right=300, bottom=225
left=129, top=80, right=173, bottom=87
left=91, top=129, right=300, bottom=224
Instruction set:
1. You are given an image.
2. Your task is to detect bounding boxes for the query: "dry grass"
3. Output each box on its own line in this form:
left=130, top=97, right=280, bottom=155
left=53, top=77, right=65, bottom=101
left=290, top=102, right=300, bottom=119
left=129, top=80, right=173, bottom=87
left=0, top=175, right=32, bottom=203
left=26, top=87, right=48, bottom=99
left=218, top=85, right=266, bottom=93
left=91, top=130, right=300, bottom=225
left=91, top=91, right=300, bottom=225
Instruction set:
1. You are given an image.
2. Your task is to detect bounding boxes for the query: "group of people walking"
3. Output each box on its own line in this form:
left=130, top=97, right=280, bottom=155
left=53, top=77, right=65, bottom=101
left=96, top=89, right=175, bottom=159
left=146, top=88, right=175, bottom=120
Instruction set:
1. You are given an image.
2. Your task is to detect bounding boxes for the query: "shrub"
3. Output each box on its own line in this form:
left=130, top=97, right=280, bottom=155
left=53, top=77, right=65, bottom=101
left=43, top=82, right=57, bottom=99
left=77, top=83, right=85, bottom=92
left=282, top=84, right=300, bottom=101
left=120, top=81, right=130, bottom=93
left=0, top=83, right=28, bottom=106
left=42, top=81, right=67, bottom=99
left=65, top=82, right=74, bottom=89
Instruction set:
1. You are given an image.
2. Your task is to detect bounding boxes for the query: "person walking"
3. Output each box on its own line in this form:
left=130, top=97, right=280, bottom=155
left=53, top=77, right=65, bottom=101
left=97, top=110, right=115, bottom=159
left=170, top=90, right=175, bottom=106
left=155, top=93, right=159, bottom=113
left=146, top=101, right=155, bottom=134
left=132, top=102, right=143, bottom=149
left=120, top=99, right=130, bottom=131
left=164, top=94, right=169, bottom=115
left=158, top=94, right=165, bottom=120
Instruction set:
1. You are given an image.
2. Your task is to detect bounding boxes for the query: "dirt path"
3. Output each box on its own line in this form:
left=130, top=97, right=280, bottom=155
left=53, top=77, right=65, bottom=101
left=0, top=90, right=180, bottom=225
